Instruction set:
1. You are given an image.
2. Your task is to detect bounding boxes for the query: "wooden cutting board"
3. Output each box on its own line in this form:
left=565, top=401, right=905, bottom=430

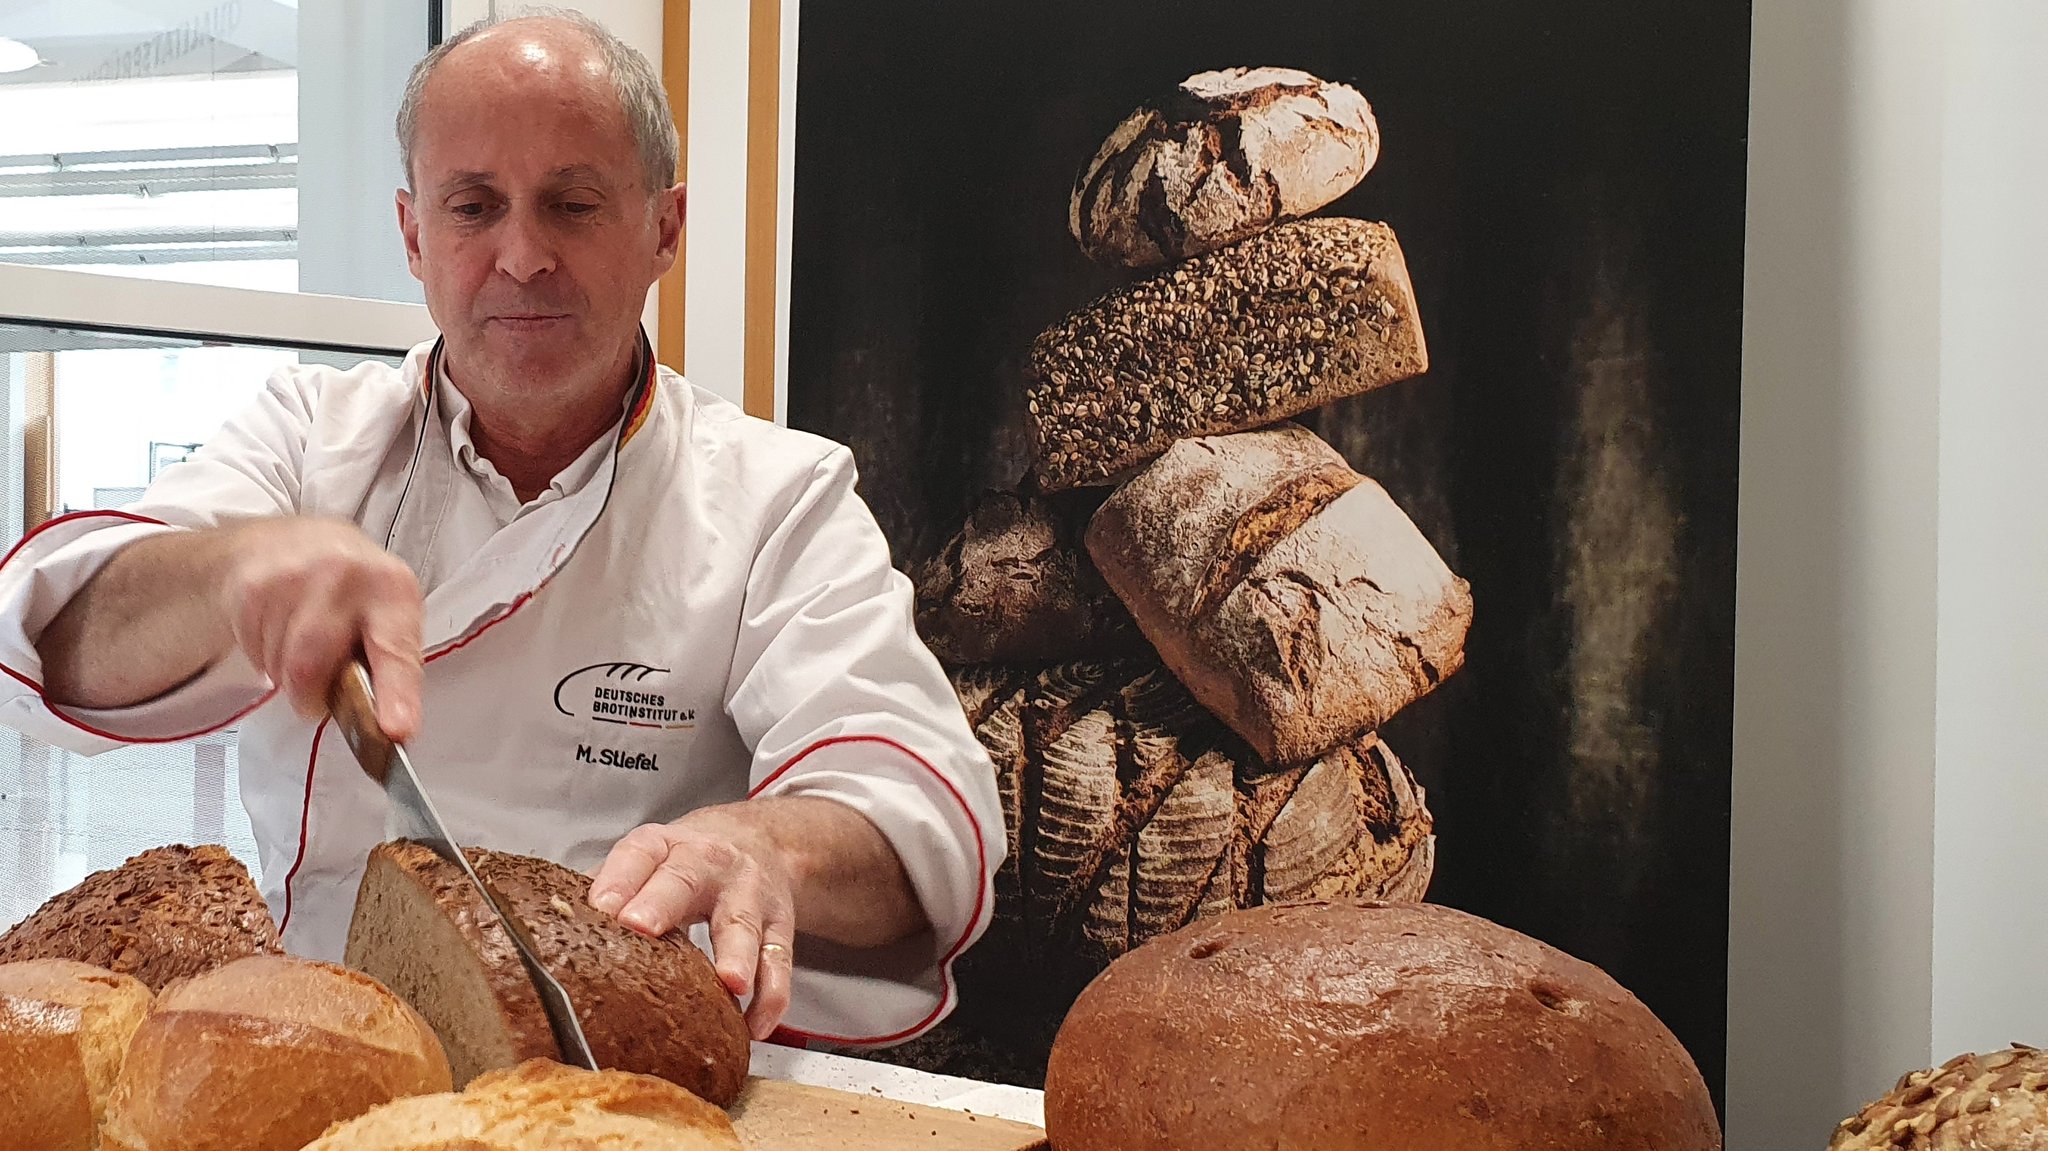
left=730, top=1076, right=1048, bottom=1150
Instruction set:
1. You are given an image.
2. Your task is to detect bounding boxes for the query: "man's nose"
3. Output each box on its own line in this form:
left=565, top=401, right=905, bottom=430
left=494, top=210, right=558, bottom=283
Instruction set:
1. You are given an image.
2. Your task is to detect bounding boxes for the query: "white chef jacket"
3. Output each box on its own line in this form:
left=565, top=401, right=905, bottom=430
left=0, top=337, right=1003, bottom=1047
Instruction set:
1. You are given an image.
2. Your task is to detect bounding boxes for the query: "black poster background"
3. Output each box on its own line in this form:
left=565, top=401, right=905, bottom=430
left=785, top=0, right=1751, bottom=1108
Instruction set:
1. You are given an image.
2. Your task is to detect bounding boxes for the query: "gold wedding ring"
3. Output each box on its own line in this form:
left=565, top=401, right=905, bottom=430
left=759, top=942, right=789, bottom=956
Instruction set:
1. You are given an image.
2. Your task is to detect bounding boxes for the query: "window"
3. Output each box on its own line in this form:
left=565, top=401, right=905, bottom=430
left=0, top=0, right=435, bottom=301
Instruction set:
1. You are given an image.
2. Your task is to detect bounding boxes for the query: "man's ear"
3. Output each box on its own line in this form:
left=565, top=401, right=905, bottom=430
left=652, top=182, right=685, bottom=275
left=396, top=188, right=425, bottom=280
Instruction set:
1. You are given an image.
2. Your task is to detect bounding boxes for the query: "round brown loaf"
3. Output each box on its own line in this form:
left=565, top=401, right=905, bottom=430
left=0, top=844, right=279, bottom=992
left=1043, top=900, right=1720, bottom=1151
left=0, top=959, right=153, bottom=1151
left=912, top=488, right=1136, bottom=665
left=99, top=954, right=451, bottom=1151
left=1070, top=66, right=1379, bottom=269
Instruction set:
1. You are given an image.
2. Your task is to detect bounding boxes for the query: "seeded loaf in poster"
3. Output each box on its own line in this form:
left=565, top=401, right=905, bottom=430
left=1830, top=1045, right=2048, bottom=1150
left=0, top=959, right=152, bottom=1151
left=1086, top=423, right=1471, bottom=764
left=300, top=1059, right=742, bottom=1150
left=345, top=841, right=751, bottom=1104
left=1071, top=67, right=1380, bottom=269
left=1029, top=217, right=1427, bottom=490
left=0, top=844, right=279, bottom=992
left=913, top=487, right=1137, bottom=664
left=952, top=659, right=1433, bottom=970
left=1043, top=900, right=1720, bottom=1151
left=99, top=954, right=450, bottom=1151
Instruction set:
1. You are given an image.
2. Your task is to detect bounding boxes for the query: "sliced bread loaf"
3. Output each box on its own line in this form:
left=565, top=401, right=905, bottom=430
left=345, top=842, right=751, bottom=1105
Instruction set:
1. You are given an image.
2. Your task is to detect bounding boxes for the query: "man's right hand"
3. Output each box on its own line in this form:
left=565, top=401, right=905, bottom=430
left=216, top=518, right=424, bottom=741
left=38, top=517, right=424, bottom=742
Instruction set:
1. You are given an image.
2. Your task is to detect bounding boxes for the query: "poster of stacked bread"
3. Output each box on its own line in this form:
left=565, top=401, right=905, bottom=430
left=787, top=0, right=1753, bottom=1120
left=906, top=67, right=1465, bottom=1042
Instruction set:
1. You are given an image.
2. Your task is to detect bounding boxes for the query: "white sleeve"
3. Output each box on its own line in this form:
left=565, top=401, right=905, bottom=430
left=723, top=445, right=1005, bottom=1046
left=0, top=369, right=316, bottom=752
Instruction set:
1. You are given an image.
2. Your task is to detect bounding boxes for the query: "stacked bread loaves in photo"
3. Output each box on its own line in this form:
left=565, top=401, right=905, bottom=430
left=915, top=67, right=1468, bottom=989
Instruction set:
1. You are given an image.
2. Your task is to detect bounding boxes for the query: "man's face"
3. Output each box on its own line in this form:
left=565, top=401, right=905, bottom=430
left=396, top=26, right=681, bottom=392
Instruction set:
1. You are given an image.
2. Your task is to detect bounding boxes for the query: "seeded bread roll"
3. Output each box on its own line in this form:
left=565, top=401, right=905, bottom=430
left=912, top=488, right=1137, bottom=665
left=1830, top=1045, right=2048, bottom=1150
left=1071, top=67, right=1380, bottom=269
left=1044, top=901, right=1721, bottom=1151
left=1028, top=218, right=1427, bottom=491
left=0, top=960, right=152, bottom=1151
left=1086, top=423, right=1471, bottom=764
left=300, top=1059, right=742, bottom=1150
left=0, top=844, right=279, bottom=992
left=99, top=954, right=450, bottom=1151
left=345, top=842, right=751, bottom=1104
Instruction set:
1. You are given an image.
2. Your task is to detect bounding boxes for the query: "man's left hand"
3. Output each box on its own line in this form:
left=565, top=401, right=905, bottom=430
left=587, top=807, right=796, bottom=1041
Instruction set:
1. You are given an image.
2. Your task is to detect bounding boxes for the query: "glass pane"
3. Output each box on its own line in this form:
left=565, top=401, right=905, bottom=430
left=0, top=1, right=430, bottom=301
left=0, top=320, right=407, bottom=918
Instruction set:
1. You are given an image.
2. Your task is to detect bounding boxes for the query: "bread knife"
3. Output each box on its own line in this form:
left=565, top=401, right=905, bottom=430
left=328, top=659, right=600, bottom=1071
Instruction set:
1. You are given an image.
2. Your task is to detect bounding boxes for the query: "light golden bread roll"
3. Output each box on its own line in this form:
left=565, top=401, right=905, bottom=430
left=99, top=954, right=451, bottom=1151
left=0, top=959, right=152, bottom=1151
left=300, top=1058, right=743, bottom=1150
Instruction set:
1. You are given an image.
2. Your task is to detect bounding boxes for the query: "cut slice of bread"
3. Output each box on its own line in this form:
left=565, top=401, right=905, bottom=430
left=345, top=842, right=751, bottom=1106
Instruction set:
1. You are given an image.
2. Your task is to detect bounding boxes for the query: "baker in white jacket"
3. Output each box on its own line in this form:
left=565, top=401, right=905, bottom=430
left=0, top=12, right=1002, bottom=1048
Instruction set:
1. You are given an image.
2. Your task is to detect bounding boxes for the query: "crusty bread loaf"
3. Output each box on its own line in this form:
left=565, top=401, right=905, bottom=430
left=1830, top=1045, right=2048, bottom=1149
left=1029, top=218, right=1427, bottom=491
left=0, top=959, right=152, bottom=1151
left=1071, top=67, right=1379, bottom=269
left=300, top=1058, right=742, bottom=1150
left=345, top=842, right=751, bottom=1104
left=99, top=953, right=450, bottom=1151
left=0, top=844, right=279, bottom=991
left=954, top=659, right=1433, bottom=976
left=1044, top=900, right=1720, bottom=1151
left=913, top=488, right=1137, bottom=665
left=1087, top=422, right=1471, bottom=764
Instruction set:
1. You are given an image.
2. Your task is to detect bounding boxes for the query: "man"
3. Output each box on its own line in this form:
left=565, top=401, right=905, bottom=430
left=0, top=12, right=1001, bottom=1047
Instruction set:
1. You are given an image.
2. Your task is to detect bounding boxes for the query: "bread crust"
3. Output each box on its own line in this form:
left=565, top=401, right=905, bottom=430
left=1044, top=901, right=1721, bottom=1151
left=0, top=845, right=279, bottom=992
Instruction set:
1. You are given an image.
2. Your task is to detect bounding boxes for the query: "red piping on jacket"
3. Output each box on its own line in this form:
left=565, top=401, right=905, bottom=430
left=276, top=586, right=542, bottom=934
left=746, top=733, right=993, bottom=1047
left=0, top=509, right=279, bottom=744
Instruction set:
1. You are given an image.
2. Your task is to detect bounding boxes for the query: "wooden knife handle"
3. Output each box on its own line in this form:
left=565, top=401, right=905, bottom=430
left=328, top=659, right=396, bottom=785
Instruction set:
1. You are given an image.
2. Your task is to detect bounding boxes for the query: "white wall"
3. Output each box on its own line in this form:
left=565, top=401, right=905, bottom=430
left=1731, top=0, right=2048, bottom=1146
left=1728, top=0, right=1941, bottom=1146
left=1930, top=0, right=2048, bottom=1062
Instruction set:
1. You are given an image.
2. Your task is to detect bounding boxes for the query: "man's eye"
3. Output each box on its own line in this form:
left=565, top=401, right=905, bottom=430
left=451, top=201, right=492, bottom=218
left=561, top=201, right=598, bottom=215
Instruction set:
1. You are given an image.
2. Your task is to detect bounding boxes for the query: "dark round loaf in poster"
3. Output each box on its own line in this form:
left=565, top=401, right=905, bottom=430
left=1043, top=900, right=1720, bottom=1150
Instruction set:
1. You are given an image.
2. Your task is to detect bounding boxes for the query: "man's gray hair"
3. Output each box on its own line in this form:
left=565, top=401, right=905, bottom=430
left=396, top=7, right=680, bottom=194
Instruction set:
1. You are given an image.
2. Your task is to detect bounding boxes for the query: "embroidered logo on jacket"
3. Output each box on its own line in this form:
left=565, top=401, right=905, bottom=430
left=552, top=662, right=697, bottom=729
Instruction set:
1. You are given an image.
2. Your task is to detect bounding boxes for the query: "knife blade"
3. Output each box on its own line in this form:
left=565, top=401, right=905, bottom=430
left=328, top=660, right=600, bottom=1071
